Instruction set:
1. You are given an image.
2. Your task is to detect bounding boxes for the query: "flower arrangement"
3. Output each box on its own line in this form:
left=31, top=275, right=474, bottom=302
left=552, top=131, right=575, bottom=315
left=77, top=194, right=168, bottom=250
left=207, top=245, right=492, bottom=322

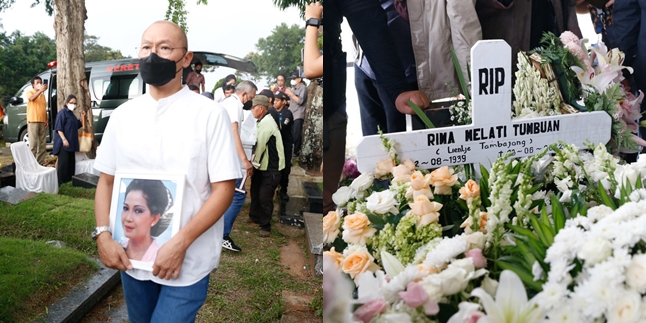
left=324, top=121, right=646, bottom=322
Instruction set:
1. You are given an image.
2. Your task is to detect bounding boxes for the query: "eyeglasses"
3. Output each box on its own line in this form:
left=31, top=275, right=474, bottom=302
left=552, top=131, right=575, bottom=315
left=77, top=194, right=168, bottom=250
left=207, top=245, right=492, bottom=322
left=138, top=45, right=187, bottom=59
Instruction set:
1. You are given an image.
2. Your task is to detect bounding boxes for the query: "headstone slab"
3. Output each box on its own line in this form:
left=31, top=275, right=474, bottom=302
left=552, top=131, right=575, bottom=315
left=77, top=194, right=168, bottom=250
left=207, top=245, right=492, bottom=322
left=0, top=186, right=37, bottom=205
left=356, top=40, right=612, bottom=173
left=72, top=172, right=100, bottom=189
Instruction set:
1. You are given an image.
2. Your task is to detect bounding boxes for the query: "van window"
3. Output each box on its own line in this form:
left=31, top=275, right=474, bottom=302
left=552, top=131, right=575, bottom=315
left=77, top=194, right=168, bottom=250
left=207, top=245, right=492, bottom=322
left=92, top=75, right=140, bottom=100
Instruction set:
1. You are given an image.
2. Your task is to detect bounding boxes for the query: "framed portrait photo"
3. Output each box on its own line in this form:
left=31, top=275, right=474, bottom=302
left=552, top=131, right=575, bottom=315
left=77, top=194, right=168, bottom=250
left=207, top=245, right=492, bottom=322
left=109, top=172, right=185, bottom=271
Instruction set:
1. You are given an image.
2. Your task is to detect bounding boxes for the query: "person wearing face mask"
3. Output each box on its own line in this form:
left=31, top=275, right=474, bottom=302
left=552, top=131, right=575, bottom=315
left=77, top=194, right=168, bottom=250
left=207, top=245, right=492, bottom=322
left=220, top=80, right=257, bottom=252
left=52, top=94, right=84, bottom=185
left=93, top=21, right=240, bottom=322
left=213, top=74, right=237, bottom=103
left=26, top=76, right=49, bottom=165
left=284, top=72, right=308, bottom=158
left=185, top=62, right=205, bottom=93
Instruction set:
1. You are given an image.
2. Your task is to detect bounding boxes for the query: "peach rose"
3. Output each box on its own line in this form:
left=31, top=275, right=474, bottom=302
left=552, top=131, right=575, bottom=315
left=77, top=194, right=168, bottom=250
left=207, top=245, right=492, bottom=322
left=430, top=166, right=458, bottom=195
left=342, top=246, right=380, bottom=282
left=406, top=171, right=434, bottom=199
left=375, top=159, right=395, bottom=180
left=342, top=212, right=377, bottom=245
left=408, top=195, right=442, bottom=227
left=460, top=217, right=473, bottom=234
left=458, top=179, right=480, bottom=203
left=391, top=164, right=414, bottom=184
left=323, top=247, right=345, bottom=269
left=402, top=159, right=416, bottom=172
left=323, top=210, right=342, bottom=243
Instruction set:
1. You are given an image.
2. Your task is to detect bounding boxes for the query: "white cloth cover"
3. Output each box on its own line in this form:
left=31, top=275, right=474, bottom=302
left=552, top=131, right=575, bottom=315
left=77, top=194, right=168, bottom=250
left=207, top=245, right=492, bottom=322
left=10, top=142, right=58, bottom=194
left=240, top=110, right=257, bottom=146
left=74, top=152, right=98, bottom=175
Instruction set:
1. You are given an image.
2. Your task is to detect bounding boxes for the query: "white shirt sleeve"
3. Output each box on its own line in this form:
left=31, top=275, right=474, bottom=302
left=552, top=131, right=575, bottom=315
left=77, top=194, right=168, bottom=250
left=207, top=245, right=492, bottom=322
left=206, top=107, right=242, bottom=183
left=93, top=107, right=120, bottom=175
left=221, top=98, right=241, bottom=124
left=213, top=88, right=226, bottom=103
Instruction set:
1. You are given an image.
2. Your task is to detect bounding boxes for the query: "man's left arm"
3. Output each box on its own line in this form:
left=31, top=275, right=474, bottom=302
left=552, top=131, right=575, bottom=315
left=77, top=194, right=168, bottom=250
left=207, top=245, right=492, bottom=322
left=152, top=180, right=235, bottom=280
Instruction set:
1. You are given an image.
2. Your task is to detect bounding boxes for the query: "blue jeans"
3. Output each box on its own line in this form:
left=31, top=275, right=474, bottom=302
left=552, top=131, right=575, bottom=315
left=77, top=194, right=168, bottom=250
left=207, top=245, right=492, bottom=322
left=223, top=178, right=246, bottom=237
left=120, top=272, right=209, bottom=323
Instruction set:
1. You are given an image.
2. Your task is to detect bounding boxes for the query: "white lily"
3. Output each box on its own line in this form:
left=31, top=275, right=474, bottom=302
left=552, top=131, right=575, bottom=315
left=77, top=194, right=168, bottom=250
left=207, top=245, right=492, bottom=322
left=381, top=250, right=405, bottom=278
left=470, top=270, right=543, bottom=323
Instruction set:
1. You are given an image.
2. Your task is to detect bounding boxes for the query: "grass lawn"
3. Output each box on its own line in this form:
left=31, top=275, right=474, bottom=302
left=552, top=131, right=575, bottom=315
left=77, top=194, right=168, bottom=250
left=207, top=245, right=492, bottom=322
left=0, top=183, right=98, bottom=322
left=198, top=202, right=322, bottom=322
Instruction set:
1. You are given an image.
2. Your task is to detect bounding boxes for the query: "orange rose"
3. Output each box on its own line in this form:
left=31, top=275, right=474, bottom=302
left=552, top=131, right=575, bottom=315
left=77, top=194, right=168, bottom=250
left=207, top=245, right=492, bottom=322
left=408, top=195, right=442, bottom=227
left=375, top=159, right=395, bottom=180
left=430, top=166, right=458, bottom=195
left=458, top=179, right=480, bottom=203
left=342, top=212, right=377, bottom=245
left=391, top=164, right=413, bottom=184
left=324, top=247, right=345, bottom=269
left=342, top=246, right=380, bottom=282
left=402, top=159, right=416, bottom=172
left=406, top=171, right=434, bottom=199
left=323, top=210, right=342, bottom=243
left=460, top=217, right=473, bottom=234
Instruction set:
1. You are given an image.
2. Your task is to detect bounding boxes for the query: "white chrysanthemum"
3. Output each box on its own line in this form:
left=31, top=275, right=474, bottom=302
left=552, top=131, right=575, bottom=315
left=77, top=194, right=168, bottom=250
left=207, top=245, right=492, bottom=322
left=536, top=281, right=567, bottom=311
left=532, top=261, right=545, bottom=282
left=547, top=259, right=575, bottom=285
left=545, top=301, right=581, bottom=323
left=586, top=204, right=615, bottom=222
left=381, top=265, right=420, bottom=303
left=423, top=236, right=468, bottom=268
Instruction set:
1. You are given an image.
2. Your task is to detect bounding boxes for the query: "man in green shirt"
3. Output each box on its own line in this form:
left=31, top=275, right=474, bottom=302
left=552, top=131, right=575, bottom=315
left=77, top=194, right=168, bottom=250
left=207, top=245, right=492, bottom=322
left=249, top=95, right=285, bottom=237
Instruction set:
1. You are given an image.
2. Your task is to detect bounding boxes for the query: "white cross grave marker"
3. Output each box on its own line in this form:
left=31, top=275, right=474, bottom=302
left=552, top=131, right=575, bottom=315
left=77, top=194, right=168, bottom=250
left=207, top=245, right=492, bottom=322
left=356, top=40, right=612, bottom=173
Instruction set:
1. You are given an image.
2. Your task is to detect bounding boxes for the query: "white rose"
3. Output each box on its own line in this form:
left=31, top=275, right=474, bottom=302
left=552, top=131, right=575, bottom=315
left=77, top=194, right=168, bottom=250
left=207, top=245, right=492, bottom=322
left=350, top=172, right=375, bottom=194
left=366, top=190, right=399, bottom=215
left=616, top=164, right=640, bottom=188
left=436, top=267, right=469, bottom=296
left=627, top=254, right=646, bottom=293
left=578, top=237, right=612, bottom=266
left=448, top=258, right=475, bottom=274
left=607, top=290, right=641, bottom=323
left=332, top=186, right=355, bottom=207
left=462, top=232, right=485, bottom=250
left=481, top=275, right=498, bottom=296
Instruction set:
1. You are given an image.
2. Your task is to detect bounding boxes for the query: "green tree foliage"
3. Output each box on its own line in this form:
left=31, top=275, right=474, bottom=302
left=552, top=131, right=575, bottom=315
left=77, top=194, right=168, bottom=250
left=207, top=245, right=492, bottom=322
left=166, top=0, right=208, bottom=32
left=0, top=30, right=56, bottom=102
left=252, top=23, right=304, bottom=84
left=84, top=34, right=126, bottom=62
left=272, top=0, right=311, bottom=18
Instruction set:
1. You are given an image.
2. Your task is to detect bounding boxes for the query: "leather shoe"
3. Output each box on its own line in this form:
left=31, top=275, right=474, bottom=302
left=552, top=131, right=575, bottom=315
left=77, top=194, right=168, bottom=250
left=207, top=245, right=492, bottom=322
left=259, top=230, right=271, bottom=238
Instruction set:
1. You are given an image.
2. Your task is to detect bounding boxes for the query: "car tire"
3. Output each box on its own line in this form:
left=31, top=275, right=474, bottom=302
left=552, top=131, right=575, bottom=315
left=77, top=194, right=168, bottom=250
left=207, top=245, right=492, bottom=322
left=19, top=128, right=29, bottom=147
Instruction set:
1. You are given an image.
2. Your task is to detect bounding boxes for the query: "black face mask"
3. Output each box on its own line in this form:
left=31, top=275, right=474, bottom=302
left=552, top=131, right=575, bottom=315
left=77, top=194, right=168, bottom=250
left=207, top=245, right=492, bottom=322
left=139, top=52, right=183, bottom=86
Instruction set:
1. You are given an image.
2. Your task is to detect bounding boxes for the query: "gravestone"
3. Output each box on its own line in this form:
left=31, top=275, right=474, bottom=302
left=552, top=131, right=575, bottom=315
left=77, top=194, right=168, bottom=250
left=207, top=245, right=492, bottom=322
left=0, top=186, right=37, bottom=205
left=356, top=40, right=612, bottom=172
left=72, top=172, right=100, bottom=188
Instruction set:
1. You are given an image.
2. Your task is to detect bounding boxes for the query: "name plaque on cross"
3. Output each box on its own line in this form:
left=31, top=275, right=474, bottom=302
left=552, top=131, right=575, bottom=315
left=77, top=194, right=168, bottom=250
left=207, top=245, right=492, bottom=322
left=356, top=40, right=612, bottom=173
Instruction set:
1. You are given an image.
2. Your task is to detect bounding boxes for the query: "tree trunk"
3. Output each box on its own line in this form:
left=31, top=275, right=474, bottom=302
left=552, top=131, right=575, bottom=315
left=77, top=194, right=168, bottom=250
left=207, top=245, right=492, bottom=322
left=53, top=0, right=95, bottom=157
left=299, top=81, right=323, bottom=171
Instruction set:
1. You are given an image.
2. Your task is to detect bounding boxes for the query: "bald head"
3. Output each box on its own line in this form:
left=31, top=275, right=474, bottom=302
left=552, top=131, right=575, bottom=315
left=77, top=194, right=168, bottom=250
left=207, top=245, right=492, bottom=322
left=141, top=20, right=188, bottom=50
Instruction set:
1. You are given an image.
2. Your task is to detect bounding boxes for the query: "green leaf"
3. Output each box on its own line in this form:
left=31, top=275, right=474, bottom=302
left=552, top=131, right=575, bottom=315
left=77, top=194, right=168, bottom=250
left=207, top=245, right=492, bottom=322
left=366, top=213, right=386, bottom=231
left=409, top=100, right=435, bottom=129
left=597, top=184, right=617, bottom=210
left=528, top=212, right=552, bottom=245
left=496, top=259, right=543, bottom=291
left=450, top=47, right=470, bottom=103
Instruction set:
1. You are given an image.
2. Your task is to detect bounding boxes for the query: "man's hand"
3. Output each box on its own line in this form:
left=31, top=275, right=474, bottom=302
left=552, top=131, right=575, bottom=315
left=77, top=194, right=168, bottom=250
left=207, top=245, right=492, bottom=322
left=284, top=88, right=294, bottom=97
left=305, top=2, right=323, bottom=20
left=152, top=234, right=187, bottom=280
left=41, top=83, right=48, bottom=93
left=243, top=159, right=254, bottom=177
left=97, top=233, right=132, bottom=271
left=394, top=90, right=430, bottom=114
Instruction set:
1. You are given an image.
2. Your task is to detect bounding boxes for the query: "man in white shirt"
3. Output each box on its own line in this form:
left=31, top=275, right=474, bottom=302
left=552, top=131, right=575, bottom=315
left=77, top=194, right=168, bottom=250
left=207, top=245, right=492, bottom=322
left=220, top=80, right=257, bottom=252
left=92, top=20, right=241, bottom=322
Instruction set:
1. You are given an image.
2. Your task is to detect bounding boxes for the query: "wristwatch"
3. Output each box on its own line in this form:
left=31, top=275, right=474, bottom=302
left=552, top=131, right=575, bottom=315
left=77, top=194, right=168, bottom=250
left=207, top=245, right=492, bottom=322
left=305, top=18, right=320, bottom=28
left=92, top=226, right=111, bottom=240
